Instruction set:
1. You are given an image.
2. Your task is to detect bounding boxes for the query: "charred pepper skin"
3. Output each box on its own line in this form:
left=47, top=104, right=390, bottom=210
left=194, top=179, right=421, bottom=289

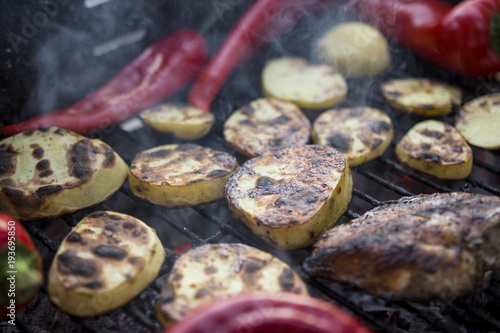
left=0, top=29, right=209, bottom=137
left=0, top=213, right=42, bottom=319
left=350, top=0, right=500, bottom=77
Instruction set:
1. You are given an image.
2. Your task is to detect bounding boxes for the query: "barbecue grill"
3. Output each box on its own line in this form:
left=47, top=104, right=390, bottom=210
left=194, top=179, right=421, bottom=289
left=2, top=1, right=500, bottom=332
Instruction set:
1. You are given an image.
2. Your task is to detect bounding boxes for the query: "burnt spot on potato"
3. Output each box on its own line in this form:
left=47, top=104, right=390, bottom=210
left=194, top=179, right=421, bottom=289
left=207, top=169, right=228, bottom=178
left=36, top=159, right=51, bottom=171
left=204, top=266, right=217, bottom=275
left=256, top=176, right=276, bottom=188
left=370, top=121, right=391, bottom=134
left=269, top=114, right=291, bottom=125
left=32, top=147, right=44, bottom=159
left=176, top=143, right=198, bottom=152
left=0, top=144, right=17, bottom=177
left=36, top=185, right=63, bottom=195
left=102, top=145, right=116, bottom=168
left=279, top=268, right=296, bottom=291
left=327, top=132, right=351, bottom=153
left=420, top=130, right=445, bottom=140
left=146, top=149, right=172, bottom=159
left=92, top=245, right=128, bottom=260
left=67, top=232, right=85, bottom=245
left=58, top=250, right=97, bottom=277
left=67, top=139, right=94, bottom=181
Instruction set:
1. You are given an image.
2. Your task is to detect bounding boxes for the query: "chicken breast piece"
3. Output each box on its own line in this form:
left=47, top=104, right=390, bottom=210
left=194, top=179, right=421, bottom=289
left=304, top=192, right=500, bottom=301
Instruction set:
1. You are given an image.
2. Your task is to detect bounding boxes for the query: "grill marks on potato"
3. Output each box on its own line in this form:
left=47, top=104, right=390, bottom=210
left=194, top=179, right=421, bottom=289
left=223, top=98, right=311, bottom=158
left=48, top=211, right=164, bottom=317
left=129, top=143, right=238, bottom=207
left=0, top=127, right=128, bottom=221
left=396, top=120, right=472, bottom=179
left=262, top=57, right=347, bottom=109
left=312, top=107, right=393, bottom=166
left=225, top=145, right=352, bottom=250
left=380, top=78, right=462, bottom=116
left=155, top=243, right=308, bottom=325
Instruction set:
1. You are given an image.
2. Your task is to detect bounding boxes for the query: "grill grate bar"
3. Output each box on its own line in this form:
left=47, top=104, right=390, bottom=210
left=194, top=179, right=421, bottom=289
left=356, top=168, right=415, bottom=196
left=451, top=300, right=500, bottom=331
left=473, top=158, right=500, bottom=174
left=466, top=177, right=500, bottom=196
left=353, top=188, right=382, bottom=206
left=124, top=303, right=161, bottom=333
left=21, top=222, right=60, bottom=252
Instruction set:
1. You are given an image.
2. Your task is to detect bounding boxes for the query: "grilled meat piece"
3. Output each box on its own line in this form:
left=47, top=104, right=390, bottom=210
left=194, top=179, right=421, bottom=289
left=303, top=192, right=500, bottom=301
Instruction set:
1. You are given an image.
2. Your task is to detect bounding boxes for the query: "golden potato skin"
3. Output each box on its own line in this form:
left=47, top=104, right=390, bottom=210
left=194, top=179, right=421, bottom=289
left=455, top=93, right=500, bottom=150
left=48, top=211, right=165, bottom=317
left=223, top=98, right=311, bottom=158
left=0, top=127, right=128, bottom=221
left=396, top=120, right=472, bottom=179
left=156, top=243, right=308, bottom=326
left=380, top=78, right=462, bottom=116
left=316, top=22, right=391, bottom=77
left=312, top=107, right=393, bottom=166
left=262, top=57, right=347, bottom=109
left=140, top=103, right=215, bottom=140
left=225, top=145, right=352, bottom=250
left=129, top=143, right=238, bottom=207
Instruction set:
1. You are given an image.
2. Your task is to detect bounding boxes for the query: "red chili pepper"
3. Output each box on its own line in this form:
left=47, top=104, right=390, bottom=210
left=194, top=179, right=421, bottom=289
left=0, top=29, right=209, bottom=137
left=187, top=0, right=329, bottom=112
left=0, top=213, right=43, bottom=320
left=165, top=292, right=373, bottom=333
left=349, top=0, right=500, bottom=77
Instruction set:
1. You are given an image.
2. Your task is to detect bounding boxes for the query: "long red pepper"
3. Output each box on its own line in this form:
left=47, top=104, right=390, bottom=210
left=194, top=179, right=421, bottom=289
left=0, top=29, right=208, bottom=137
left=349, top=0, right=500, bottom=77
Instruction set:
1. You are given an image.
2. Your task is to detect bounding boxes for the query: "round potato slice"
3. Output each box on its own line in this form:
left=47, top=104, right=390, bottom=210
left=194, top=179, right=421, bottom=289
left=312, top=107, right=393, bottom=166
left=223, top=98, right=311, bottom=158
left=0, top=127, right=128, bottom=221
left=316, top=21, right=391, bottom=77
left=140, top=104, right=215, bottom=140
left=155, top=243, right=308, bottom=326
left=396, top=120, right=472, bottom=179
left=129, top=143, right=238, bottom=207
left=380, top=78, right=462, bottom=116
left=262, top=57, right=347, bottom=109
left=225, top=145, right=352, bottom=250
left=455, top=93, right=500, bottom=149
left=48, top=211, right=165, bottom=317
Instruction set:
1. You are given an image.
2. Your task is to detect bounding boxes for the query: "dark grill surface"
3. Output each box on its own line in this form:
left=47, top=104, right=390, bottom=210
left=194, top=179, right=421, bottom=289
left=2, top=1, right=500, bottom=332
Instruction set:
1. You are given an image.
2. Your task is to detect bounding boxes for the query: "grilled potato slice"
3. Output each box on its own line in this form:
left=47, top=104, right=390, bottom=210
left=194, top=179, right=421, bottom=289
left=223, top=98, right=311, bottom=158
left=262, top=57, right=347, bottom=109
left=225, top=145, right=352, bottom=250
left=0, top=127, right=128, bottom=221
left=48, top=211, right=165, bottom=317
left=455, top=93, right=500, bottom=149
left=396, top=120, right=472, bottom=179
left=315, top=22, right=391, bottom=77
left=129, top=143, right=238, bottom=207
left=380, top=78, right=462, bottom=116
left=312, top=107, right=393, bottom=166
left=140, top=104, right=215, bottom=140
left=155, top=243, right=308, bottom=326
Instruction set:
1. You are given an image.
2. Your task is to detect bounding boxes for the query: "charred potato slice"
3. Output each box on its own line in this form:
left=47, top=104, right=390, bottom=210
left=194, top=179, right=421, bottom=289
left=380, top=78, right=462, bottom=116
left=48, top=211, right=165, bottom=317
left=0, top=127, right=128, bottom=221
left=156, top=243, right=308, bottom=326
left=262, top=57, right=347, bottom=109
left=396, top=120, right=472, bottom=179
left=312, top=107, right=393, bottom=166
left=316, top=22, right=391, bottom=77
left=140, top=104, right=215, bottom=140
left=129, top=143, right=238, bottom=207
left=225, top=145, right=352, bottom=250
left=455, top=93, right=500, bottom=149
left=223, top=98, right=311, bottom=158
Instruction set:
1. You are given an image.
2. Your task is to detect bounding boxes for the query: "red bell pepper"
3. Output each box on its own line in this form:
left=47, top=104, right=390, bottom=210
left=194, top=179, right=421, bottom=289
left=187, top=0, right=329, bottom=112
left=165, top=292, right=373, bottom=333
left=0, top=29, right=209, bottom=137
left=0, top=213, right=42, bottom=320
left=349, top=0, right=500, bottom=77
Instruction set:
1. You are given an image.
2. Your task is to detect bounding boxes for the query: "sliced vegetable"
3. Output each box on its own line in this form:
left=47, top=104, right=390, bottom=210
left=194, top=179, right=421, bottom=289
left=1, top=213, right=42, bottom=319
left=0, top=29, right=209, bottom=137
left=165, top=292, right=373, bottom=333
left=262, top=57, right=347, bottom=109
left=455, top=93, right=500, bottom=150
left=316, top=21, right=391, bottom=77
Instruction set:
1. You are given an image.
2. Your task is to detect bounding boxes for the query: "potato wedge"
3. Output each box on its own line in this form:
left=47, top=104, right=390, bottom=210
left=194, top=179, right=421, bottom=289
left=380, top=78, right=462, bottom=116
left=455, top=93, right=500, bottom=149
left=225, top=145, right=352, bottom=250
left=0, top=127, right=128, bottom=221
left=129, top=143, right=238, bottom=207
left=316, top=22, right=391, bottom=77
left=223, top=98, right=311, bottom=158
left=312, top=107, right=393, bottom=166
left=262, top=57, right=347, bottom=109
left=155, top=243, right=308, bottom=326
left=140, top=104, right=215, bottom=140
left=396, top=120, right=472, bottom=179
left=48, top=211, right=165, bottom=317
